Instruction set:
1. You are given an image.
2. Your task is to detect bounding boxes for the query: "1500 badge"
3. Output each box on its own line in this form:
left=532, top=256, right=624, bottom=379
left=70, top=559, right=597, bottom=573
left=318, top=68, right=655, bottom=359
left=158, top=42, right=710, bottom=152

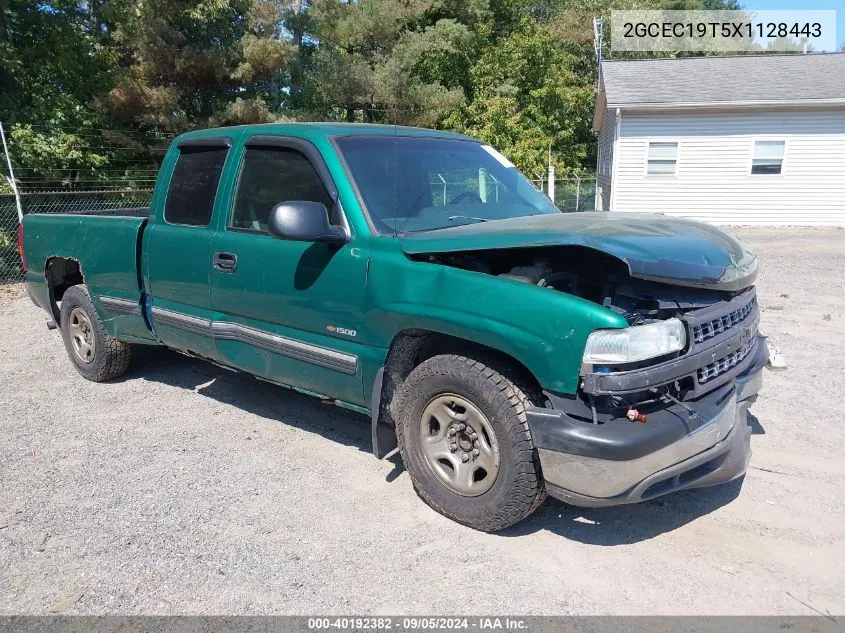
left=327, top=325, right=357, bottom=337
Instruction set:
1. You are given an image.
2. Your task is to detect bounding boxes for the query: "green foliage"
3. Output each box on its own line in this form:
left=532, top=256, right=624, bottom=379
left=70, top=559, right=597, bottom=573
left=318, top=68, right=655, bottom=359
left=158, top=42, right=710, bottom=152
left=103, top=0, right=293, bottom=130
left=0, top=0, right=115, bottom=128
left=289, top=0, right=474, bottom=125
left=0, top=0, right=753, bottom=181
left=9, top=126, right=108, bottom=178
left=0, top=228, right=20, bottom=280
left=443, top=18, right=593, bottom=177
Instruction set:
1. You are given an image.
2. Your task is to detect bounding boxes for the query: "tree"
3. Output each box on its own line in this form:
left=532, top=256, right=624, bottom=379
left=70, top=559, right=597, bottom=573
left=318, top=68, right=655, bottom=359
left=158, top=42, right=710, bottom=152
left=443, top=16, right=592, bottom=177
left=0, top=1, right=129, bottom=184
left=288, top=0, right=479, bottom=124
left=0, top=0, right=755, bottom=182
left=444, top=0, right=753, bottom=176
left=0, top=0, right=114, bottom=127
left=102, top=0, right=293, bottom=130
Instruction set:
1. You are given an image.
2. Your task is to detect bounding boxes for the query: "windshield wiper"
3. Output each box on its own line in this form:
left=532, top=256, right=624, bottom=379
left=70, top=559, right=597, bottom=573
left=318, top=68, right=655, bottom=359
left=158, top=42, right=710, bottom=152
left=447, top=215, right=489, bottom=223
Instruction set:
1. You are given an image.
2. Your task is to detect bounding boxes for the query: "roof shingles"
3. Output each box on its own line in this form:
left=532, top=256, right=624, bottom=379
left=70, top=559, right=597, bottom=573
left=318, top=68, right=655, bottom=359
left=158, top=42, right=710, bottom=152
left=601, top=53, right=845, bottom=107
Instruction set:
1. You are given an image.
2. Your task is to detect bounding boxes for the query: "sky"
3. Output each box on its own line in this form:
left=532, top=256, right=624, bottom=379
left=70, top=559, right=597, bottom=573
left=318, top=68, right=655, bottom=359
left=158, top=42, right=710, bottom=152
left=741, top=1, right=842, bottom=50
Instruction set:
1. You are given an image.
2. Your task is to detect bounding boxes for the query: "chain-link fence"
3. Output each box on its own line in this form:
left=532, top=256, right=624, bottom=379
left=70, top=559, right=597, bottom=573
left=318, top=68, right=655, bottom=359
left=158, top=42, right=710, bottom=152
left=0, top=194, right=22, bottom=283
left=0, top=189, right=156, bottom=284
left=0, top=122, right=167, bottom=284
left=530, top=177, right=597, bottom=214
left=431, top=172, right=596, bottom=215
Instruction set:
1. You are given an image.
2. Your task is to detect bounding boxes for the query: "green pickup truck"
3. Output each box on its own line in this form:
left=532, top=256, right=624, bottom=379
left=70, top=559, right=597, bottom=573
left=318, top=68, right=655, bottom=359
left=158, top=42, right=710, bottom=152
left=21, top=123, right=772, bottom=532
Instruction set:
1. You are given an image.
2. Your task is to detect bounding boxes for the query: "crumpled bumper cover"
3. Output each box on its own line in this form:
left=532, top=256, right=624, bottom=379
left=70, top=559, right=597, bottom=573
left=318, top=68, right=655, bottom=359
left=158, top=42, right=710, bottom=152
left=527, top=337, right=768, bottom=507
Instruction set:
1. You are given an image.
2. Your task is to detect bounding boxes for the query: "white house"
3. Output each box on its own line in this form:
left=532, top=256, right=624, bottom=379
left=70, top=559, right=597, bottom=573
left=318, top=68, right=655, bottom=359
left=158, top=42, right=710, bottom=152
left=593, top=53, right=845, bottom=225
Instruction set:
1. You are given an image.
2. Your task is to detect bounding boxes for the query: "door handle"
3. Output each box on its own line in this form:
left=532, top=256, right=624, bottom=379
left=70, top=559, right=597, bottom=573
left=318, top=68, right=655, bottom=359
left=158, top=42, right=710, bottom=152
left=213, top=251, right=238, bottom=273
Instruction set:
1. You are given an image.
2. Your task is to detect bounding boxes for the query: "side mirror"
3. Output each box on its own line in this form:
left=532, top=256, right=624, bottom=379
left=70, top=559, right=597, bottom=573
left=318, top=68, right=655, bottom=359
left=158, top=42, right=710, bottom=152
left=267, top=201, right=348, bottom=245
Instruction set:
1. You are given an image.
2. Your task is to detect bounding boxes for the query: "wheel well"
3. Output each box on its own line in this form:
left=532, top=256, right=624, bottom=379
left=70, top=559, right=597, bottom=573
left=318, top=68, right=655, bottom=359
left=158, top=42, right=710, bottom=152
left=380, top=330, right=543, bottom=425
left=45, top=257, right=83, bottom=324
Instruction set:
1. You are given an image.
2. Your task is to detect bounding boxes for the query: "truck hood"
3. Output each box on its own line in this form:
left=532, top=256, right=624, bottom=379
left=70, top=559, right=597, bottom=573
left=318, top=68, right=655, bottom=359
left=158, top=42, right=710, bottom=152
left=400, top=212, right=757, bottom=292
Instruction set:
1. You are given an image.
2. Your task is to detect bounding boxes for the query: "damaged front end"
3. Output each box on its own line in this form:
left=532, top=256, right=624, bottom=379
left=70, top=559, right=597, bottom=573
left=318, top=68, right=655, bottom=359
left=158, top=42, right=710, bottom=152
left=531, top=284, right=769, bottom=507
left=401, top=213, right=776, bottom=506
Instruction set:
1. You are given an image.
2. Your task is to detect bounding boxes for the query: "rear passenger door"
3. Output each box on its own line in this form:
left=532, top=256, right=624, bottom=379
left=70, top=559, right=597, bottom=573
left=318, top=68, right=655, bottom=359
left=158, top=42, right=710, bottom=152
left=144, top=138, right=231, bottom=360
left=209, top=135, right=368, bottom=405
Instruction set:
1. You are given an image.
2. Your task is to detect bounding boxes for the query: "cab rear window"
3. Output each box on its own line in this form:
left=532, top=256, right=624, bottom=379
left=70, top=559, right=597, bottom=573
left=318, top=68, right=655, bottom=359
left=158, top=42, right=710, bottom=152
left=164, top=146, right=229, bottom=226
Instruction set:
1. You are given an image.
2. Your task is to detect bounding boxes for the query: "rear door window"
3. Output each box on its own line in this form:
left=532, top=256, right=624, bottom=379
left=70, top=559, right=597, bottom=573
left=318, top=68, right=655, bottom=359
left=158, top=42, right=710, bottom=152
left=164, top=145, right=229, bottom=226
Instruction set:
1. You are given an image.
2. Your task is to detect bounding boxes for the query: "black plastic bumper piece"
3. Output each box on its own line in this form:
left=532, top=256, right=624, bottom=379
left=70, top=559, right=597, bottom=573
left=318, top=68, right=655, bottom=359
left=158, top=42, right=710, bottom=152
left=526, top=337, right=769, bottom=462
left=544, top=407, right=752, bottom=508
left=528, top=380, right=733, bottom=461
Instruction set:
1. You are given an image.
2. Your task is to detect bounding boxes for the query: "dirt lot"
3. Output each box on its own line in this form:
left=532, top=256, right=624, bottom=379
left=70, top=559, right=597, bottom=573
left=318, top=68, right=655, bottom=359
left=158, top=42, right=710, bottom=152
left=1, top=227, right=844, bottom=616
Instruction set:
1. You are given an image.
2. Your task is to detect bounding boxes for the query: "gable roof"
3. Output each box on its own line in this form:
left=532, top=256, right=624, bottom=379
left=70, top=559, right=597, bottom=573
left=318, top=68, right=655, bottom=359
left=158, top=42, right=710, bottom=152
left=600, top=52, right=845, bottom=110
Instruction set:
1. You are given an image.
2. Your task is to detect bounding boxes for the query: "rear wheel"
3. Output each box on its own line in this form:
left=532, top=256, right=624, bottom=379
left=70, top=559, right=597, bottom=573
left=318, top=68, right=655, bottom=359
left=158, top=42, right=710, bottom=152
left=395, top=354, right=546, bottom=532
left=59, top=285, right=132, bottom=382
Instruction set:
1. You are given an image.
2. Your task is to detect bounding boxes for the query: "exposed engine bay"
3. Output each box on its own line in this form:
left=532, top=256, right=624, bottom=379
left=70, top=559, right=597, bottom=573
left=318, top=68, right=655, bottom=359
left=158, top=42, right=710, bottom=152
left=415, top=245, right=759, bottom=425
left=417, top=245, right=743, bottom=325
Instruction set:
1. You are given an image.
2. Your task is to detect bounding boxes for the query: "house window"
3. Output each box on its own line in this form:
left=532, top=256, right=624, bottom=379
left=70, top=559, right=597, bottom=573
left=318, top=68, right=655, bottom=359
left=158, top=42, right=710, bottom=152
left=751, top=140, right=785, bottom=175
left=646, top=142, right=678, bottom=175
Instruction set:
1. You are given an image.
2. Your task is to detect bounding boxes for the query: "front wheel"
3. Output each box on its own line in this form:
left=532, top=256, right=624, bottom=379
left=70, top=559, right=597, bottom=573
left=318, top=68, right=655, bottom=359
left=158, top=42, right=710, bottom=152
left=59, top=285, right=132, bottom=382
left=395, top=354, right=546, bottom=532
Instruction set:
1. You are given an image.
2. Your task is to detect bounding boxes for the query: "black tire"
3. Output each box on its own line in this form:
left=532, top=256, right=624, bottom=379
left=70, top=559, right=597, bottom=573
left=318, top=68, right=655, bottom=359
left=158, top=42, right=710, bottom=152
left=394, top=354, right=546, bottom=532
left=59, top=285, right=132, bottom=382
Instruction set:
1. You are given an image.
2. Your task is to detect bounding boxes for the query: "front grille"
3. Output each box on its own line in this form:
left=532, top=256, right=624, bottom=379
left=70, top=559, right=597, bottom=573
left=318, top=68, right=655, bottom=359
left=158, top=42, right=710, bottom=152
left=698, top=339, right=755, bottom=383
left=692, top=295, right=756, bottom=344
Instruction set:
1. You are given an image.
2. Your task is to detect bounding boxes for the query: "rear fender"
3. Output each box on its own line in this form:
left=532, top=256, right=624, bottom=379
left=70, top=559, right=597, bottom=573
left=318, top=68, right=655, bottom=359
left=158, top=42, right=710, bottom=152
left=23, top=214, right=155, bottom=342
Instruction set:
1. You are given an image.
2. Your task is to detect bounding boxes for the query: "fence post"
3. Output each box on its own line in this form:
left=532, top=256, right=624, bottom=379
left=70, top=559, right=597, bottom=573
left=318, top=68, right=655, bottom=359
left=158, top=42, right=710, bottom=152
left=575, top=175, right=581, bottom=212
left=0, top=122, right=23, bottom=223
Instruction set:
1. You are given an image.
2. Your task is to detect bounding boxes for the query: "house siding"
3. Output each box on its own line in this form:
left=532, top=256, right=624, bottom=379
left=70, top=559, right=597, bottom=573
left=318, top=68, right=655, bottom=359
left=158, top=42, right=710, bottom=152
left=611, top=109, right=845, bottom=226
left=595, top=108, right=616, bottom=210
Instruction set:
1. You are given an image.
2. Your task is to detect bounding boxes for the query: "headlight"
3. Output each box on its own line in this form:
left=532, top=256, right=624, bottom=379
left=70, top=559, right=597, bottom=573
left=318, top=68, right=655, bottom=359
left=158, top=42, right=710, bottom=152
left=582, top=318, right=687, bottom=365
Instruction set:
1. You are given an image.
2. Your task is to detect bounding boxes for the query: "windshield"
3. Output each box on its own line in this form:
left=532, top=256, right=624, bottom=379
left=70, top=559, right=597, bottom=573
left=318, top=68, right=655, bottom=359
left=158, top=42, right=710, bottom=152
left=334, top=136, right=560, bottom=234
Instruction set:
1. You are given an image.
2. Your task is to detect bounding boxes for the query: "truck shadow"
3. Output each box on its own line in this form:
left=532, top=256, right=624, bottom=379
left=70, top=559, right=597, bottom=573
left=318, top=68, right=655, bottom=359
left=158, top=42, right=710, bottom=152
left=499, top=478, right=744, bottom=544
left=123, top=346, right=374, bottom=453
left=747, top=412, right=766, bottom=435
left=125, top=347, right=747, bottom=545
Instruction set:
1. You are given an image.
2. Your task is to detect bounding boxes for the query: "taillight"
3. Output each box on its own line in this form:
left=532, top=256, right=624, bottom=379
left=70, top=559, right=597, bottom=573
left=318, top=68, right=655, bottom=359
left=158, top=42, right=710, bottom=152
left=17, top=222, right=26, bottom=271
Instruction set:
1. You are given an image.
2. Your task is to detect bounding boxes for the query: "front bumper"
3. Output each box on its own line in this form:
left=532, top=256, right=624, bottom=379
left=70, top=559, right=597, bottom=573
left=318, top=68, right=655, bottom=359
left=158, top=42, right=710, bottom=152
left=528, top=336, right=768, bottom=507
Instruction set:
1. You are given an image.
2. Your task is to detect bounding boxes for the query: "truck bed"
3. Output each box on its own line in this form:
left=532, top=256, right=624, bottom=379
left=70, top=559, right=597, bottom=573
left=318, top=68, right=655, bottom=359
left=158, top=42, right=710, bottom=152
left=22, top=211, right=156, bottom=342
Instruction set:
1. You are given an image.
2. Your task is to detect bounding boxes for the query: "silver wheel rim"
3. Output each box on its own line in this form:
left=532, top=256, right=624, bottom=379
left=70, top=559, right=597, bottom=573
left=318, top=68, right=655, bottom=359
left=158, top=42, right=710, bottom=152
left=68, top=307, right=95, bottom=364
left=419, top=394, right=500, bottom=497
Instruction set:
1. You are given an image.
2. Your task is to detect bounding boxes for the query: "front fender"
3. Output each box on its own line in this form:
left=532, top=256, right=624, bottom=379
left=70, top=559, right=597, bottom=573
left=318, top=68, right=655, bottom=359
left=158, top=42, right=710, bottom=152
left=365, top=244, right=627, bottom=394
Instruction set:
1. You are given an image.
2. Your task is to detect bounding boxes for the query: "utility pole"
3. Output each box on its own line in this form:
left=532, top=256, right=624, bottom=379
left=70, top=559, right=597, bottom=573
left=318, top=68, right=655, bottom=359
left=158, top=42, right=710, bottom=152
left=547, top=142, right=555, bottom=203
left=593, top=17, right=604, bottom=88
left=0, top=122, right=23, bottom=223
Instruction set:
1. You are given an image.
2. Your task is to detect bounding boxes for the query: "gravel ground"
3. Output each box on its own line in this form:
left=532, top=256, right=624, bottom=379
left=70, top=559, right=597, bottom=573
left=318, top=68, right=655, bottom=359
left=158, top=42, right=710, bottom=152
left=1, top=227, right=844, bottom=616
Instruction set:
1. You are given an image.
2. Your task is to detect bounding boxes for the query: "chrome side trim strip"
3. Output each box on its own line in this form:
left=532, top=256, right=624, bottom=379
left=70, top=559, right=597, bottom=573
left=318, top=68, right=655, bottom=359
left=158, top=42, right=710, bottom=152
left=99, top=296, right=141, bottom=317
left=149, top=307, right=358, bottom=375
left=151, top=307, right=212, bottom=337
left=212, top=321, right=358, bottom=375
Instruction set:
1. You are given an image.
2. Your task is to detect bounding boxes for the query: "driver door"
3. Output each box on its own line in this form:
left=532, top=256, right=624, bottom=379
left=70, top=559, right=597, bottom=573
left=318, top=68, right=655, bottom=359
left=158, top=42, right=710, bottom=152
left=209, top=136, right=368, bottom=405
